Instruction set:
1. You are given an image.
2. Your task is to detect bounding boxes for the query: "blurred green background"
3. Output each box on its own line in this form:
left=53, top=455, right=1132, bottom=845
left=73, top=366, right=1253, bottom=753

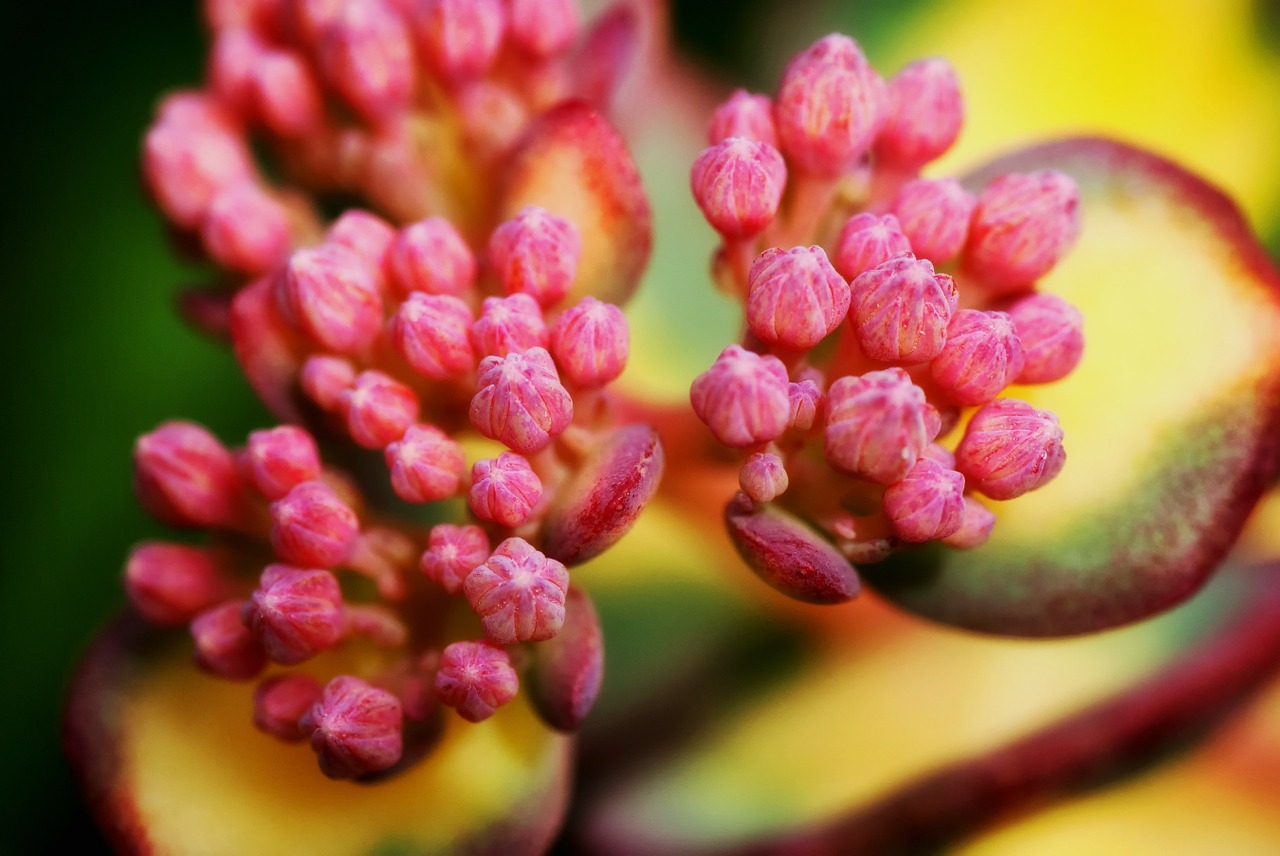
left=4, top=0, right=1278, bottom=852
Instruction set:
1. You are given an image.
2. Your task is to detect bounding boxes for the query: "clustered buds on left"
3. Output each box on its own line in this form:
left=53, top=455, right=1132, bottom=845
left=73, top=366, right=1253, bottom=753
left=124, top=0, right=663, bottom=781
left=690, top=34, right=1084, bottom=603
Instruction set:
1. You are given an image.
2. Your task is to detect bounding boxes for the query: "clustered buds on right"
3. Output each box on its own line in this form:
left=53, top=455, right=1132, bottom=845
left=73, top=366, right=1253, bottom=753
left=690, top=34, right=1083, bottom=603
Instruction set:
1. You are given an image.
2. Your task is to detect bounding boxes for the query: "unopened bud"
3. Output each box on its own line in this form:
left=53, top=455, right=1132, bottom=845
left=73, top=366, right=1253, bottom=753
left=690, top=345, right=790, bottom=449
left=435, top=640, right=519, bottom=723
left=488, top=206, right=581, bottom=308
left=824, top=368, right=929, bottom=484
left=340, top=370, right=420, bottom=449
left=420, top=523, right=490, bottom=594
left=739, top=451, right=789, bottom=503
left=384, top=423, right=466, bottom=503
left=882, top=458, right=965, bottom=542
left=690, top=137, right=787, bottom=238
left=891, top=177, right=975, bottom=264
left=470, top=293, right=549, bottom=359
left=965, top=170, right=1081, bottom=292
left=134, top=421, right=242, bottom=528
left=244, top=425, right=322, bottom=500
left=746, top=245, right=850, bottom=350
left=849, top=255, right=956, bottom=364
left=246, top=565, right=345, bottom=664
left=191, top=601, right=267, bottom=680
left=254, top=674, right=322, bottom=742
left=413, top=0, right=505, bottom=81
left=955, top=398, right=1066, bottom=500
left=707, top=90, right=778, bottom=147
left=124, top=542, right=225, bottom=626
left=834, top=212, right=912, bottom=281
left=303, top=675, right=403, bottom=779
left=278, top=246, right=383, bottom=354
left=269, top=480, right=359, bottom=568
left=470, top=452, right=543, bottom=527
left=385, top=217, right=476, bottom=297
left=930, top=309, right=1025, bottom=406
left=874, top=58, right=963, bottom=168
left=470, top=348, right=574, bottom=454
left=1006, top=292, right=1085, bottom=383
left=464, top=537, right=569, bottom=644
left=550, top=296, right=629, bottom=388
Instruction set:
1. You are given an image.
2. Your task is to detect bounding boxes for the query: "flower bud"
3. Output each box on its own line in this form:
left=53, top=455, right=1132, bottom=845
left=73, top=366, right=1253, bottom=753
left=690, top=137, right=787, bottom=239
left=384, top=423, right=466, bottom=503
left=955, top=398, right=1066, bottom=500
left=134, top=421, right=242, bottom=529
left=930, top=309, right=1025, bottom=406
left=464, top=537, right=569, bottom=644
left=824, top=368, right=929, bottom=484
left=787, top=378, right=823, bottom=432
left=470, top=348, right=574, bottom=454
left=191, top=601, right=267, bottom=680
left=942, top=496, right=997, bottom=549
left=142, top=118, right=252, bottom=228
left=690, top=345, right=790, bottom=449
left=200, top=180, right=291, bottom=275
left=488, top=206, right=581, bottom=308
left=834, top=212, right=912, bottom=281
left=849, top=255, right=956, bottom=364
left=250, top=49, right=326, bottom=138
left=435, top=640, right=519, bottom=723
left=391, top=293, right=476, bottom=379
left=882, top=458, right=965, bottom=542
left=317, top=0, right=415, bottom=124
left=470, top=293, right=549, bottom=359
left=254, top=674, right=322, bottom=742
left=246, top=565, right=345, bottom=664
left=551, top=296, right=629, bottom=388
left=244, top=425, right=322, bottom=500
left=326, top=209, right=397, bottom=271
left=277, top=245, right=383, bottom=354
left=739, top=451, right=789, bottom=503
left=269, top=480, right=359, bottom=568
left=124, top=542, right=225, bottom=626
left=300, top=354, right=356, bottom=412
left=303, top=675, right=403, bottom=779
left=385, top=217, right=476, bottom=297
left=965, top=169, right=1081, bottom=292
left=413, top=0, right=505, bottom=82
left=1006, top=292, right=1085, bottom=383
left=340, top=370, right=420, bottom=449
left=874, top=58, right=963, bottom=168
left=470, top=452, right=543, bottom=527
left=891, top=177, right=976, bottom=264
left=507, top=0, right=579, bottom=58
left=707, top=89, right=778, bottom=146
left=420, top=523, right=490, bottom=594
left=746, top=245, right=850, bottom=350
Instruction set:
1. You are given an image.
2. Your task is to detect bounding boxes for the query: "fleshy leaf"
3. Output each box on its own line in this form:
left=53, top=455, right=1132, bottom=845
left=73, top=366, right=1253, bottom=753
left=864, top=138, right=1280, bottom=635
left=542, top=423, right=664, bottom=566
left=65, top=617, right=572, bottom=856
left=499, top=101, right=653, bottom=306
left=724, top=494, right=860, bottom=605
left=529, top=585, right=605, bottom=732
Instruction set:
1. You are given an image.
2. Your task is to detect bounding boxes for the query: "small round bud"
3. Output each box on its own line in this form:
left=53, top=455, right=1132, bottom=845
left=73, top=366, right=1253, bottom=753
left=142, top=118, right=252, bottom=229
left=469, top=452, right=543, bottom=527
left=834, top=212, right=912, bottom=281
left=435, top=640, right=519, bottom=723
left=708, top=89, right=778, bottom=146
left=317, top=0, right=415, bottom=124
left=965, top=170, right=1081, bottom=292
left=470, top=293, right=549, bottom=359
left=326, top=209, right=397, bottom=272
left=746, top=245, right=850, bottom=350
left=930, top=310, right=1025, bottom=406
left=384, top=423, right=466, bottom=503
left=386, top=217, right=476, bottom=297
left=739, top=452, right=789, bottom=503
left=300, top=355, right=356, bottom=412
left=244, top=425, right=322, bottom=500
left=246, top=565, right=345, bottom=664
left=787, top=378, right=823, bottom=432
left=942, top=497, right=997, bottom=549
left=891, top=178, right=976, bottom=264
left=470, top=348, right=574, bottom=454
left=550, top=296, right=629, bottom=388
left=278, top=246, right=383, bottom=354
left=690, top=345, right=790, bottom=448
left=464, top=537, right=569, bottom=644
left=191, top=601, right=267, bottom=680
left=340, top=370, right=420, bottom=449
left=200, top=181, right=291, bottom=275
left=875, top=58, right=963, bottom=168
left=507, top=0, right=579, bottom=57
left=250, top=48, right=326, bottom=138
left=254, top=674, right=323, bottom=742
left=882, top=458, right=965, bottom=542
left=134, top=421, right=242, bottom=529
left=955, top=398, right=1066, bottom=500
left=303, top=675, right=403, bottom=779
left=488, top=207, right=581, bottom=308
left=124, top=542, right=225, bottom=626
left=690, top=137, right=787, bottom=239
left=413, top=0, right=505, bottom=81
left=824, top=368, right=929, bottom=484
left=849, top=255, right=957, bottom=364
left=269, top=480, right=359, bottom=568
left=391, top=293, right=476, bottom=379
left=421, top=523, right=490, bottom=594
left=1006, top=292, right=1085, bottom=383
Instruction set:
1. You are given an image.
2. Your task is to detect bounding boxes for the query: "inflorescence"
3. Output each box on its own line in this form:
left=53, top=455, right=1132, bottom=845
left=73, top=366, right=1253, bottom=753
left=689, top=35, right=1084, bottom=603
left=129, top=0, right=660, bottom=780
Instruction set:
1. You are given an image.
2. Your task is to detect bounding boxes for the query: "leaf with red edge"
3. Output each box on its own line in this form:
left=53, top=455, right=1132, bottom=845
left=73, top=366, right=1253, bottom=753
left=864, top=138, right=1280, bottom=635
left=529, top=585, right=605, bottom=732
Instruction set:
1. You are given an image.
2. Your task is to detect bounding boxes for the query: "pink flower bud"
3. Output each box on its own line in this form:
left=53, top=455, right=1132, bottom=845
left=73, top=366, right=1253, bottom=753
left=470, top=348, right=574, bottom=454
left=833, top=212, right=912, bottom=281
left=244, top=425, right=322, bottom=500
left=413, top=0, right=505, bottom=81
left=849, top=255, right=957, bottom=364
left=787, top=378, right=823, bottom=432
left=277, top=246, right=383, bottom=354
left=270, top=480, right=359, bottom=567
left=469, top=451, right=543, bottom=527
left=470, top=293, right=549, bottom=359
left=254, top=674, right=322, bottom=742
left=340, top=370, right=420, bottom=449
left=384, top=423, right=466, bottom=503
left=246, top=564, right=345, bottom=664
left=391, top=293, right=476, bottom=379
left=774, top=34, right=887, bottom=176
left=689, top=137, right=787, bottom=239
left=124, top=542, right=225, bottom=626
left=922, top=442, right=956, bottom=470
left=891, top=177, right=976, bottom=264
left=955, top=398, right=1066, bottom=500
left=882, top=458, right=965, bottom=542
left=142, top=118, right=253, bottom=229
left=317, top=0, right=415, bottom=124
left=134, top=421, right=242, bottom=528
left=739, top=451, right=789, bottom=503
left=942, top=496, right=997, bottom=549
left=507, top=0, right=579, bottom=57
left=708, top=89, right=778, bottom=147
left=1006, top=292, right=1085, bottom=383
left=930, top=309, right=1025, bottom=406
left=303, top=675, right=403, bottom=779
left=200, top=181, right=291, bottom=274
left=464, top=537, right=569, bottom=644
left=550, top=296, right=629, bottom=388
left=385, top=217, right=476, bottom=297
left=191, top=601, right=267, bottom=680
left=208, top=27, right=266, bottom=116
left=965, top=170, right=1081, bottom=292
left=421, top=523, right=490, bottom=594
left=488, top=207, right=581, bottom=308
left=300, top=354, right=356, bottom=412
left=824, top=368, right=929, bottom=484
left=874, top=58, right=963, bottom=168
left=435, top=640, right=519, bottom=723
left=690, top=345, right=790, bottom=449
left=746, top=245, right=850, bottom=350
left=326, top=209, right=397, bottom=272
left=250, top=49, right=326, bottom=138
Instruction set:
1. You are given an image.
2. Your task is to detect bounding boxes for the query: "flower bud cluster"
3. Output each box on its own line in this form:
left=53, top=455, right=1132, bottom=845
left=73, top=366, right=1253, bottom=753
left=689, top=34, right=1084, bottom=594
left=124, top=0, right=655, bottom=782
